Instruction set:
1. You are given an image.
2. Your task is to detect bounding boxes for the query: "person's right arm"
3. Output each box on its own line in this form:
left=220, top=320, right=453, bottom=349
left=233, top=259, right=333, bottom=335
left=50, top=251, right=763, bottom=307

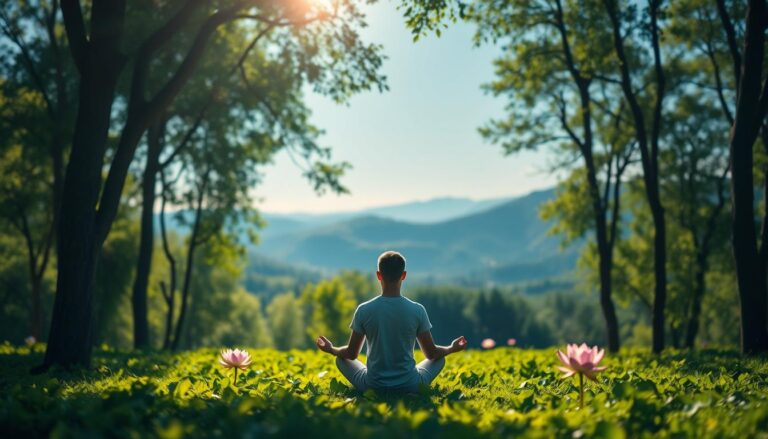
left=417, top=332, right=467, bottom=361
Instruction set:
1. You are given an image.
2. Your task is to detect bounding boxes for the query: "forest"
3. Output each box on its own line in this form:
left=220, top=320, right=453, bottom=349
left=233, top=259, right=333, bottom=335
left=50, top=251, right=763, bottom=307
left=2, top=0, right=768, bottom=436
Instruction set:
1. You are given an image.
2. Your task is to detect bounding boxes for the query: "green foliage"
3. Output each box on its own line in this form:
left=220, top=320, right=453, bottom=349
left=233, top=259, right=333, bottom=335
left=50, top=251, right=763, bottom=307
left=267, top=292, right=307, bottom=350
left=301, top=278, right=357, bottom=344
left=2, top=345, right=768, bottom=437
left=93, top=207, right=140, bottom=349
left=178, top=244, right=272, bottom=350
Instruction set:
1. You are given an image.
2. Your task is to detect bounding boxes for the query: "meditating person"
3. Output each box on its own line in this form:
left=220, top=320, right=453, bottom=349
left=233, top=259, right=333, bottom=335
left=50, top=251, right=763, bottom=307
left=315, top=250, right=468, bottom=393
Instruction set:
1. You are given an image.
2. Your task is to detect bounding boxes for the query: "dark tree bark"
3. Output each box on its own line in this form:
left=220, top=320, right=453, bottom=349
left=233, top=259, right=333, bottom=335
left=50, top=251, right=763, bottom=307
left=602, top=0, right=668, bottom=353
left=38, top=0, right=128, bottom=370
left=159, top=171, right=177, bottom=350
left=684, top=253, right=708, bottom=349
left=722, top=0, right=768, bottom=354
left=130, top=122, right=166, bottom=349
left=715, top=0, right=768, bottom=354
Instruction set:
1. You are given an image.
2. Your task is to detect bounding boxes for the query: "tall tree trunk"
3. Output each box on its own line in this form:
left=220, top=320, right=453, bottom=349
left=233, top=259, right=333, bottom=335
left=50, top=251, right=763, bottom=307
left=685, top=253, right=707, bottom=349
left=603, top=0, right=667, bottom=353
left=649, top=200, right=667, bottom=353
left=130, top=123, right=164, bottom=349
left=170, top=231, right=199, bottom=352
left=158, top=173, right=177, bottom=350
left=729, top=0, right=768, bottom=354
left=29, top=277, right=43, bottom=340
left=595, top=217, right=620, bottom=352
left=41, top=67, right=122, bottom=369
left=170, top=176, right=207, bottom=351
left=551, top=0, right=621, bottom=351
left=39, top=0, right=128, bottom=368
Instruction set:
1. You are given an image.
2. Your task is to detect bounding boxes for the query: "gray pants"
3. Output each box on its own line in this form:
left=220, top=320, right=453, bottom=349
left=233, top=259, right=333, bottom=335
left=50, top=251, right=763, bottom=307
left=335, top=356, right=446, bottom=393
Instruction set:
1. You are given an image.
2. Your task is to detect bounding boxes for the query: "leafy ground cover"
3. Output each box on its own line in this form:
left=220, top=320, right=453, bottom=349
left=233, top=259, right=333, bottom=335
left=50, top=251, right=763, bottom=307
left=1, top=344, right=767, bottom=438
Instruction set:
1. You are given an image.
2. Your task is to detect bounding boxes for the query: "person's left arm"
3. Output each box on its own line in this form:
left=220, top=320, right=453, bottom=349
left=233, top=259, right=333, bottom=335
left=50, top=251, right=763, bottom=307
left=316, top=331, right=365, bottom=360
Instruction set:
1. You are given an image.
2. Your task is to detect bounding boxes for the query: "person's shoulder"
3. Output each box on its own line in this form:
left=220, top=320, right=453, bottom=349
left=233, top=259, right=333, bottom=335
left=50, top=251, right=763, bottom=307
left=356, top=296, right=380, bottom=312
left=402, top=296, right=426, bottom=312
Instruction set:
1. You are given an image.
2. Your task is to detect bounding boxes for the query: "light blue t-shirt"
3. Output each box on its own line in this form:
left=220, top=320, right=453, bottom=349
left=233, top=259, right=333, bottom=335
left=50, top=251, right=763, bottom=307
left=349, top=295, right=432, bottom=389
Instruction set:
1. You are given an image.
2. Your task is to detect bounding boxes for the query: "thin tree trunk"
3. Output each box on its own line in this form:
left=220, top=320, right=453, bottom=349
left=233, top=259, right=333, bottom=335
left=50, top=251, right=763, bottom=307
left=685, top=254, right=707, bottom=349
left=130, top=123, right=165, bottom=349
left=170, top=174, right=208, bottom=351
left=159, top=172, right=177, bottom=350
left=552, top=0, right=620, bottom=351
left=649, top=201, right=667, bottom=353
left=603, top=0, right=667, bottom=353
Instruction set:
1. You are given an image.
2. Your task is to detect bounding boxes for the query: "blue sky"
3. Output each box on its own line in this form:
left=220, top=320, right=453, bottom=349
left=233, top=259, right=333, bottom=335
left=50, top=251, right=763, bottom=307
left=255, top=0, right=557, bottom=213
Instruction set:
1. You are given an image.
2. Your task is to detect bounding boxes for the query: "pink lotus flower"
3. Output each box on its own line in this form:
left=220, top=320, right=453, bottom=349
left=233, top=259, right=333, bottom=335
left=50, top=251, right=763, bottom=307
left=507, top=338, right=516, bottom=346
left=556, top=343, right=606, bottom=381
left=219, top=348, right=252, bottom=385
left=219, top=348, right=252, bottom=370
left=556, top=343, right=607, bottom=408
left=481, top=338, right=496, bottom=349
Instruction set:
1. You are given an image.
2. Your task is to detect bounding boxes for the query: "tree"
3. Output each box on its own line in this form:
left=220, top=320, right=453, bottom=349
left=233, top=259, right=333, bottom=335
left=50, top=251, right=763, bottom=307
left=301, top=278, right=356, bottom=345
left=469, top=0, right=634, bottom=352
left=715, top=0, right=768, bottom=353
left=0, top=0, right=75, bottom=341
left=41, top=0, right=384, bottom=369
left=267, top=292, right=307, bottom=350
left=128, top=8, right=370, bottom=348
left=600, top=0, right=669, bottom=353
left=1, top=0, right=74, bottom=236
left=0, top=86, right=55, bottom=341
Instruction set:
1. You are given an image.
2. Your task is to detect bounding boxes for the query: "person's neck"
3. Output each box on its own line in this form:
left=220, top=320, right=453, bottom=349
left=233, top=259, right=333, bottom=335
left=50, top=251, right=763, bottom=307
left=381, top=286, right=401, bottom=297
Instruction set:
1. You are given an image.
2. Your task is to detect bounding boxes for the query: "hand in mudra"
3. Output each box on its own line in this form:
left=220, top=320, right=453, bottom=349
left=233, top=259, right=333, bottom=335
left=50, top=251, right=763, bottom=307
left=316, top=335, right=334, bottom=355
left=450, top=336, right=468, bottom=353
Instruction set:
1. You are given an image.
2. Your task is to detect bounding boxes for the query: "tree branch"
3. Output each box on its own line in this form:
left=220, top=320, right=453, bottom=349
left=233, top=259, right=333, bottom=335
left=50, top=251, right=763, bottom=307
left=59, top=0, right=88, bottom=73
left=716, top=0, right=742, bottom=92
left=704, top=43, right=734, bottom=125
left=158, top=22, right=276, bottom=170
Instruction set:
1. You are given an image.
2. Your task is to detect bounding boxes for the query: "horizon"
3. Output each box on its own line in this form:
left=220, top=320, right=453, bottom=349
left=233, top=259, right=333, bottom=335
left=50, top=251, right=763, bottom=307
left=259, top=189, right=532, bottom=216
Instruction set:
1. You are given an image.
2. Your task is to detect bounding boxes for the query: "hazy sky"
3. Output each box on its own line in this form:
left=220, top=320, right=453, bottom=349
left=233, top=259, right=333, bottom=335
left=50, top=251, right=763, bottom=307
left=254, top=0, right=557, bottom=213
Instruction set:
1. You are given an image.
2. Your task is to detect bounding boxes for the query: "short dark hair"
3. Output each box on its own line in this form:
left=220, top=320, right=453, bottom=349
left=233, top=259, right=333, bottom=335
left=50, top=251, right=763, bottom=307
left=377, top=251, right=406, bottom=282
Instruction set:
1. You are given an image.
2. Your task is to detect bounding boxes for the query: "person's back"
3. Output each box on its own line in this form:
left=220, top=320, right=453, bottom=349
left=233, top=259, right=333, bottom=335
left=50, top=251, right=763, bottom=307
left=315, top=251, right=467, bottom=393
left=351, top=295, right=431, bottom=389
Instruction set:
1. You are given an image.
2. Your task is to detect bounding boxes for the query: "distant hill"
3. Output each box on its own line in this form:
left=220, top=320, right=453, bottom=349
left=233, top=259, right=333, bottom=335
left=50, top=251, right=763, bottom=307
left=253, top=189, right=579, bottom=280
left=259, top=195, right=510, bottom=237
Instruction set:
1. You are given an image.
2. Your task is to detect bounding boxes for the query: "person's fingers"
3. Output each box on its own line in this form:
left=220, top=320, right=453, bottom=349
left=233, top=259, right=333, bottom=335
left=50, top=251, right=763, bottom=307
left=321, top=335, right=331, bottom=345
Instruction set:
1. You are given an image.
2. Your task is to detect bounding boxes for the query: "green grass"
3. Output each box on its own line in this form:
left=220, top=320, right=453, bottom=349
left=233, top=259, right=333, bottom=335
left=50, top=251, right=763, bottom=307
left=1, top=343, right=768, bottom=438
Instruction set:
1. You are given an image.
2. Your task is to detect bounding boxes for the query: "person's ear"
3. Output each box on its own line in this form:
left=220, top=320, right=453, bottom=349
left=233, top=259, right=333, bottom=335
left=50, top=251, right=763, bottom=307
left=401, top=271, right=407, bottom=281
left=376, top=271, right=383, bottom=281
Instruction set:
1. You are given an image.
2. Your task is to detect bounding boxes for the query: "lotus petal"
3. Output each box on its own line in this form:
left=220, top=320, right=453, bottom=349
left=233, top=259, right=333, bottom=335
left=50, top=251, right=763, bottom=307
left=593, top=348, right=605, bottom=365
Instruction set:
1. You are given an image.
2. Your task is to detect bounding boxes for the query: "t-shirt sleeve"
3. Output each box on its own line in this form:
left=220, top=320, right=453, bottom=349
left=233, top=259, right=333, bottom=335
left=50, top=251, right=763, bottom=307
left=417, top=304, right=433, bottom=334
left=349, top=305, right=365, bottom=334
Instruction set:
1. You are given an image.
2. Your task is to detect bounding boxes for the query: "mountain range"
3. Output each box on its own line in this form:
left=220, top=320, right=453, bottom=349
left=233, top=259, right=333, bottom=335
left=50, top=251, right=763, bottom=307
left=253, top=188, right=580, bottom=282
left=258, top=195, right=511, bottom=237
